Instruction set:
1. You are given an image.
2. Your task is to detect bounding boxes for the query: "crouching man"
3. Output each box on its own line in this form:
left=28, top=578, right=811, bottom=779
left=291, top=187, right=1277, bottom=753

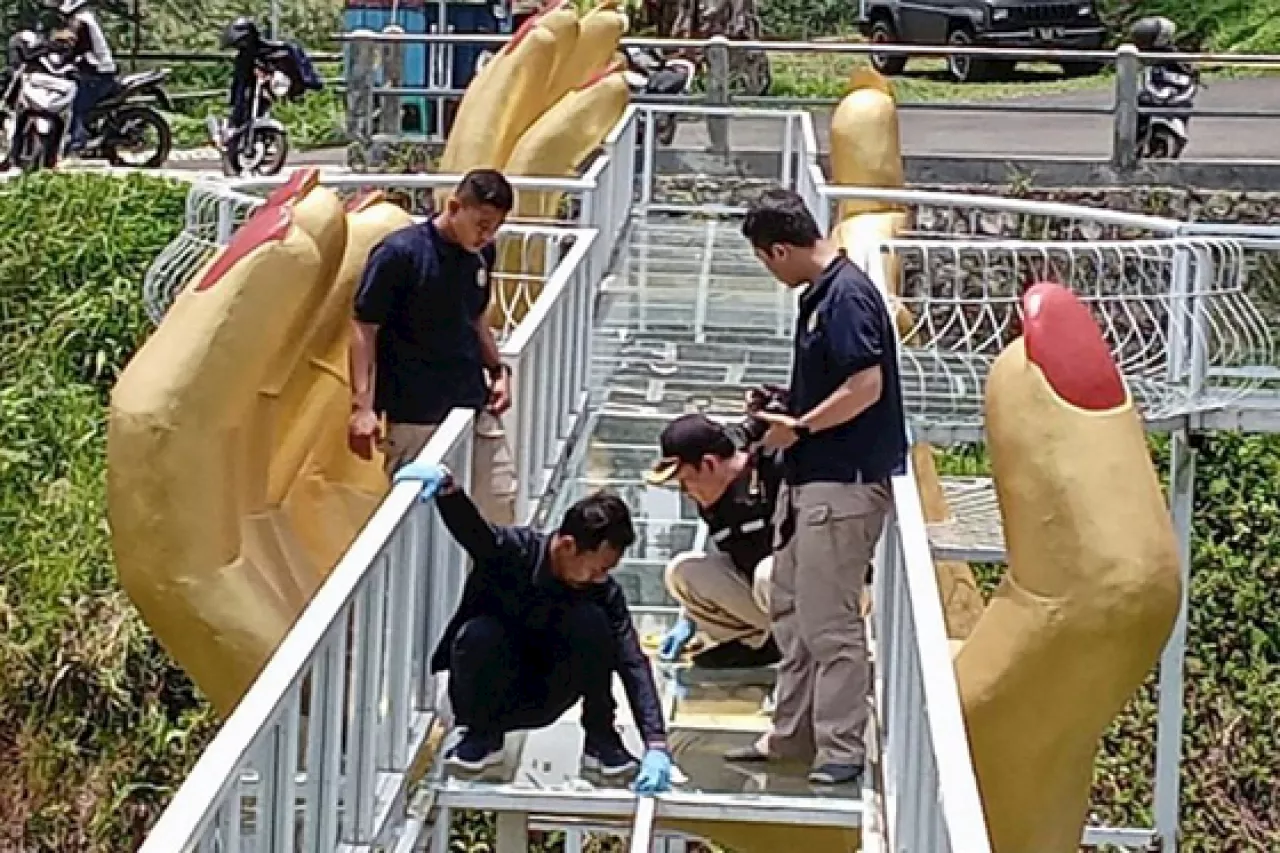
left=646, top=413, right=783, bottom=671
left=394, top=461, right=673, bottom=795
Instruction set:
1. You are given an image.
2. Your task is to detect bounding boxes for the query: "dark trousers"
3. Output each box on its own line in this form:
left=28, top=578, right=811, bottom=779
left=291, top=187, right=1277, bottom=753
left=69, top=71, right=116, bottom=151
left=449, top=603, right=618, bottom=739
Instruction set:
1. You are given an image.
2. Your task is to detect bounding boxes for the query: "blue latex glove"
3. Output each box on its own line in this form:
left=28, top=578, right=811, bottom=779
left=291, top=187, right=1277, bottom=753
left=658, top=614, right=696, bottom=662
left=393, top=462, right=448, bottom=502
left=634, top=749, right=673, bottom=795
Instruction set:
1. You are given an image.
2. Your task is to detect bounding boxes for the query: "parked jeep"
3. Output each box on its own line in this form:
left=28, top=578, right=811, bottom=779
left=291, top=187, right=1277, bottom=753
left=859, top=0, right=1107, bottom=82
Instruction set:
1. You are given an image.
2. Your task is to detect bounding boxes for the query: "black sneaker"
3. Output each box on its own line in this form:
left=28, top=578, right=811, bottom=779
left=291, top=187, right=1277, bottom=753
left=582, top=733, right=640, bottom=777
left=446, top=732, right=504, bottom=772
left=809, top=763, right=864, bottom=786
left=692, top=637, right=781, bottom=670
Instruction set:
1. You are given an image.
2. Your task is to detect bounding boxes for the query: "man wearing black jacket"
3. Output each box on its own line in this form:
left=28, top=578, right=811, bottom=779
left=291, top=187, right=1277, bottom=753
left=646, top=413, right=783, bottom=671
left=395, top=461, right=674, bottom=795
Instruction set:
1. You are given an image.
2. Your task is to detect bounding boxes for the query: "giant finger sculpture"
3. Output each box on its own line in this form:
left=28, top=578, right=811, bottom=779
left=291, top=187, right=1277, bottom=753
left=495, top=63, right=631, bottom=325
left=957, top=282, right=1181, bottom=851
left=433, top=0, right=631, bottom=328
left=108, top=171, right=407, bottom=715
left=827, top=68, right=984, bottom=639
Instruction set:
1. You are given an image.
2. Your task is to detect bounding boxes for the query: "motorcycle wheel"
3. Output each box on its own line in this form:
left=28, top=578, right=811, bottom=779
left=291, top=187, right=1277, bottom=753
left=18, top=125, right=47, bottom=173
left=103, top=106, right=172, bottom=169
left=1147, top=131, right=1174, bottom=160
left=228, top=127, right=289, bottom=177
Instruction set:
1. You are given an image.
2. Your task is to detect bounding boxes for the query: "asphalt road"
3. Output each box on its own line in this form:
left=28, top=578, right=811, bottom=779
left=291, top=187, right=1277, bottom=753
left=165, top=76, right=1279, bottom=171
left=678, top=76, right=1280, bottom=159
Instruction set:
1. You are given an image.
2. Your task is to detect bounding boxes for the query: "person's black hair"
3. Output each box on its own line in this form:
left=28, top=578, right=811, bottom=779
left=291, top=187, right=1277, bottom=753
left=741, top=187, right=822, bottom=251
left=456, top=168, right=514, bottom=214
left=558, top=491, right=636, bottom=553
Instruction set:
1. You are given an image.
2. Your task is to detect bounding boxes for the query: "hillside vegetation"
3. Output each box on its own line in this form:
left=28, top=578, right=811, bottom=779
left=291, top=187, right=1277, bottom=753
left=0, top=173, right=215, bottom=851
left=2, top=172, right=1278, bottom=852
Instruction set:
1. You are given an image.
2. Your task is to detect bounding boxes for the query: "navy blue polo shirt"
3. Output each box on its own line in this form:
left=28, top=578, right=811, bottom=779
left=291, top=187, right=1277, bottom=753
left=785, top=254, right=908, bottom=486
left=353, top=221, right=496, bottom=425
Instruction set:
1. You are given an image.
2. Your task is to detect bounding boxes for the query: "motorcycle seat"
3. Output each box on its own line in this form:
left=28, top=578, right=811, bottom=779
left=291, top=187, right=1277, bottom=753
left=118, top=69, right=166, bottom=90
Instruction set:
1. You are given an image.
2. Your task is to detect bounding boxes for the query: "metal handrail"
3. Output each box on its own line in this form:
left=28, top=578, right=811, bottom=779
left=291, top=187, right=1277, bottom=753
left=333, top=31, right=1280, bottom=66
left=137, top=409, right=477, bottom=852
left=882, top=469, right=995, bottom=852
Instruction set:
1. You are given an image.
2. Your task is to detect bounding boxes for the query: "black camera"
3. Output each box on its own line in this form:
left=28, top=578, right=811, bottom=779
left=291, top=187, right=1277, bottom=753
left=739, top=383, right=790, bottom=447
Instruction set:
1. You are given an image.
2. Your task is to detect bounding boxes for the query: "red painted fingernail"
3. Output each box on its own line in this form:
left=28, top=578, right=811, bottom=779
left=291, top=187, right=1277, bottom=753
left=1022, top=282, right=1126, bottom=412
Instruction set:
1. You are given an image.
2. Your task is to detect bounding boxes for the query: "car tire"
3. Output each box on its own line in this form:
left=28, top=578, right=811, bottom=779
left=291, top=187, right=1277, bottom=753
left=947, top=28, right=990, bottom=83
left=869, top=19, right=907, bottom=76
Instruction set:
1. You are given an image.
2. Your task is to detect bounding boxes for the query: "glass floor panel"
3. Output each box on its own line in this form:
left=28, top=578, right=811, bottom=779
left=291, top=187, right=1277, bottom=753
left=428, top=217, right=870, bottom=831
left=434, top=672, right=863, bottom=815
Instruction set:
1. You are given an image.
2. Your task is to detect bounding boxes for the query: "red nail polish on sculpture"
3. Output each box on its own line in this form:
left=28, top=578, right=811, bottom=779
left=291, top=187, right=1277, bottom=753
left=1022, top=282, right=1126, bottom=412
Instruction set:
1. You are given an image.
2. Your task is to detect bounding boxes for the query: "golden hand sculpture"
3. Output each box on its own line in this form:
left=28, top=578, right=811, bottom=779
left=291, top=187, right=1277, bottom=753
left=958, top=282, right=1180, bottom=851
left=108, top=170, right=413, bottom=715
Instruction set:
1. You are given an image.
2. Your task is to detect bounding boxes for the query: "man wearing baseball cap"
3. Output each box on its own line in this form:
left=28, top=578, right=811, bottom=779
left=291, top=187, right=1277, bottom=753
left=645, top=413, right=783, bottom=671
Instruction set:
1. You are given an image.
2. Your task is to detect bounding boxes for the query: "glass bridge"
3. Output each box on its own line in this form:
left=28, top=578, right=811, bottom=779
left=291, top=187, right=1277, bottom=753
left=131, top=103, right=1279, bottom=853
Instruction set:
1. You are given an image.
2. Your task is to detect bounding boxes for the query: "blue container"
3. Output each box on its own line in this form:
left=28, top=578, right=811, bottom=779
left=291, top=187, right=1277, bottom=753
left=344, top=0, right=511, bottom=135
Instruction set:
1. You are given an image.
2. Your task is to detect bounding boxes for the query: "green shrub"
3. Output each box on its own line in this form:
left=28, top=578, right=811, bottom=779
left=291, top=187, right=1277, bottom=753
left=0, top=172, right=217, bottom=852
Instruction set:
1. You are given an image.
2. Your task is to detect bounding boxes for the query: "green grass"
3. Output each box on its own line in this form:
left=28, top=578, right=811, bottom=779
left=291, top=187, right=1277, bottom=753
left=0, top=172, right=218, bottom=851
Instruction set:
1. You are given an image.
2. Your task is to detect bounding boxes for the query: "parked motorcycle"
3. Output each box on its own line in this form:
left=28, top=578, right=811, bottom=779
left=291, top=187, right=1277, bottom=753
left=623, top=46, right=696, bottom=146
left=2, top=30, right=77, bottom=172
left=1130, top=15, right=1199, bottom=161
left=206, top=58, right=292, bottom=177
left=1, top=30, right=173, bottom=172
left=1136, top=61, right=1199, bottom=160
left=83, top=68, right=174, bottom=168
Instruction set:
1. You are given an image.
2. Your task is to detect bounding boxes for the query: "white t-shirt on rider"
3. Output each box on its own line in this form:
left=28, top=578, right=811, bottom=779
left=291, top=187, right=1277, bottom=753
left=71, top=10, right=117, bottom=75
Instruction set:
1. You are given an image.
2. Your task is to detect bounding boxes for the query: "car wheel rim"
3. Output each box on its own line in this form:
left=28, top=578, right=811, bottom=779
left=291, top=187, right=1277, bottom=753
left=950, top=39, right=970, bottom=78
left=871, top=30, right=890, bottom=66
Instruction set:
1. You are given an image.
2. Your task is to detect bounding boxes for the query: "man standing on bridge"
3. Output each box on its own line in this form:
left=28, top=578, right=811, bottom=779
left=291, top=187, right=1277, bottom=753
left=393, top=460, right=675, bottom=795
left=349, top=169, right=519, bottom=524
left=726, top=187, right=908, bottom=788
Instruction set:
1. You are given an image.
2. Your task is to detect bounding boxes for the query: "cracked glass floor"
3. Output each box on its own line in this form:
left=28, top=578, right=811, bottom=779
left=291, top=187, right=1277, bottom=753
left=432, top=216, right=1007, bottom=826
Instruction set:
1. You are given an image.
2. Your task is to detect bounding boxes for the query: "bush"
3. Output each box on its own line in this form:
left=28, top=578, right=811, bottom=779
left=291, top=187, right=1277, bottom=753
left=0, top=172, right=217, bottom=852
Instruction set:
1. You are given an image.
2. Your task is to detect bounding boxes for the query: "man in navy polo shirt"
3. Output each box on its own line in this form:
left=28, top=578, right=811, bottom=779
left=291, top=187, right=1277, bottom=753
left=349, top=169, right=519, bottom=524
left=725, top=187, right=908, bottom=788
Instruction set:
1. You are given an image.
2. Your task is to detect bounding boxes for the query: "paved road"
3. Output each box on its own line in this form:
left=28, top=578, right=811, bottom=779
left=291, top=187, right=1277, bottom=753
left=162, top=76, right=1279, bottom=171
left=682, top=76, right=1280, bottom=159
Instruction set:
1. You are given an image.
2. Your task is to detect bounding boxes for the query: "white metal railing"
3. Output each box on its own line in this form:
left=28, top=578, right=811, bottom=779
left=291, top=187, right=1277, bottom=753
left=500, top=228, right=598, bottom=523
left=138, top=410, right=476, bottom=853
left=872, top=466, right=993, bottom=853
left=137, top=221, right=601, bottom=852
left=142, top=153, right=635, bottom=327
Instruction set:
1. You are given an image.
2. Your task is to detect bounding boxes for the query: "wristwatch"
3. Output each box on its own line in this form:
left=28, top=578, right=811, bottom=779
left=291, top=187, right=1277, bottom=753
left=794, top=423, right=812, bottom=440
left=486, top=363, right=513, bottom=382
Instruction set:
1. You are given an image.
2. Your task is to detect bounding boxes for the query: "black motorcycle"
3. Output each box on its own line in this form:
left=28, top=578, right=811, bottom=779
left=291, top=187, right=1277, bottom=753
left=1136, top=62, right=1199, bottom=161
left=81, top=68, right=174, bottom=168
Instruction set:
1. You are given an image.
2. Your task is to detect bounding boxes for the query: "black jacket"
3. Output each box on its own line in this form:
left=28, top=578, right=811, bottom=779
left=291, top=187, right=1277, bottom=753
left=430, top=489, right=668, bottom=746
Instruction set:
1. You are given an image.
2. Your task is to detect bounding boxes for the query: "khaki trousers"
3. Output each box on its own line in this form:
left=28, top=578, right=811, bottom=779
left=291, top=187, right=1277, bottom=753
left=381, top=411, right=518, bottom=526
left=664, top=551, right=773, bottom=650
left=764, top=480, right=891, bottom=768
